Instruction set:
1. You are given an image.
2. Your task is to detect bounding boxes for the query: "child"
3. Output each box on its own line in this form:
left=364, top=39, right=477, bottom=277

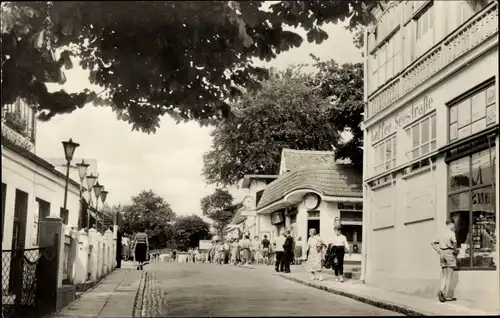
left=431, top=219, right=458, bottom=302
left=294, top=237, right=303, bottom=265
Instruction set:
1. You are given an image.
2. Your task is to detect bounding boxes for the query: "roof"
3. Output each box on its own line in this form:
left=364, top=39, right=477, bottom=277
left=280, top=148, right=337, bottom=174
left=257, top=163, right=362, bottom=210
left=2, top=136, right=82, bottom=190
left=230, top=207, right=247, bottom=225
left=241, top=174, right=279, bottom=188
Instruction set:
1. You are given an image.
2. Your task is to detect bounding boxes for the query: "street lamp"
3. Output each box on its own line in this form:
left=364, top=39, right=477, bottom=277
left=75, top=159, right=89, bottom=229
left=93, top=182, right=104, bottom=232
left=100, top=188, right=108, bottom=233
left=85, top=173, right=97, bottom=229
left=61, top=138, right=80, bottom=214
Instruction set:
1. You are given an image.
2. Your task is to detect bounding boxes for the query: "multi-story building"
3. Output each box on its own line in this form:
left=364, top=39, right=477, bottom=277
left=362, top=0, right=498, bottom=310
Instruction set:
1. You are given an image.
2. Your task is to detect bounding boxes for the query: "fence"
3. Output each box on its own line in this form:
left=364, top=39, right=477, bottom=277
left=2, top=246, right=58, bottom=318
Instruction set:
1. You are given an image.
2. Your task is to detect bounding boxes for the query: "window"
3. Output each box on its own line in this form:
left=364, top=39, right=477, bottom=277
left=405, top=113, right=437, bottom=160
left=36, top=198, right=50, bottom=245
left=374, top=135, right=397, bottom=174
left=448, top=147, right=496, bottom=269
left=449, top=84, right=497, bottom=142
left=413, top=1, right=435, bottom=58
left=415, top=3, right=434, bottom=40
left=370, top=31, right=402, bottom=92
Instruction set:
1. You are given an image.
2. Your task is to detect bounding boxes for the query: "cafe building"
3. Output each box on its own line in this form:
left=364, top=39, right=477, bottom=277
left=256, top=149, right=363, bottom=263
left=362, top=0, right=498, bottom=310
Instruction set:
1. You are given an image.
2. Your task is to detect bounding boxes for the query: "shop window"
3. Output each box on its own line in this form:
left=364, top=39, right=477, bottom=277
left=374, top=134, right=397, bottom=174
left=448, top=146, right=496, bottom=270
left=449, top=83, right=496, bottom=142
left=405, top=113, right=437, bottom=161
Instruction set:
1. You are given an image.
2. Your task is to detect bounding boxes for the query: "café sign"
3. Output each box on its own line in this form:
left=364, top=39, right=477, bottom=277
left=371, top=95, right=434, bottom=143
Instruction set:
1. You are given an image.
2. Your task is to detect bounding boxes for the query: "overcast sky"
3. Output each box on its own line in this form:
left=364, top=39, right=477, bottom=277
left=36, top=22, right=362, bottom=218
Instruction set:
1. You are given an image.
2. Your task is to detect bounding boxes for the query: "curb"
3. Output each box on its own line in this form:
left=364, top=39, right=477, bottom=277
left=133, top=271, right=147, bottom=318
left=278, top=274, right=425, bottom=316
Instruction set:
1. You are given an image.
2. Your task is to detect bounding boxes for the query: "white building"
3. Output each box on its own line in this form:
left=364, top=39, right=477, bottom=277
left=244, top=149, right=363, bottom=263
left=2, top=100, right=82, bottom=250
left=362, top=0, right=499, bottom=311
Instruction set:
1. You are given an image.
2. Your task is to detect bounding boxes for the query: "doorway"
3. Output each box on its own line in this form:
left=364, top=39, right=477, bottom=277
left=307, top=219, right=320, bottom=236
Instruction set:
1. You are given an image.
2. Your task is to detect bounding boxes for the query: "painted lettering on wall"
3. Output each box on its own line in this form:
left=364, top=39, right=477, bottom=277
left=337, top=202, right=363, bottom=211
left=371, top=95, right=434, bottom=144
left=394, top=96, right=434, bottom=128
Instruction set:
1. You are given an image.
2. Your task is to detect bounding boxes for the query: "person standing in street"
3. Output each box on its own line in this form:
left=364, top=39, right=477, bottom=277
left=116, top=229, right=123, bottom=268
left=230, top=238, right=240, bottom=265
left=251, top=236, right=260, bottom=265
left=431, top=219, right=458, bottom=303
left=304, top=228, right=324, bottom=281
left=329, top=226, right=351, bottom=282
left=261, top=235, right=271, bottom=265
left=294, top=237, right=303, bottom=265
left=239, top=235, right=252, bottom=265
left=274, top=232, right=286, bottom=272
left=132, top=227, right=149, bottom=270
left=282, top=230, right=294, bottom=273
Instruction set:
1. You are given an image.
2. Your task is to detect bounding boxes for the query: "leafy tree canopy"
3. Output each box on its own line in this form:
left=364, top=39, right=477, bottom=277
left=173, top=215, right=212, bottom=251
left=1, top=1, right=377, bottom=133
left=121, top=190, right=176, bottom=249
left=200, top=189, right=235, bottom=236
left=309, top=55, right=364, bottom=168
left=203, top=65, right=346, bottom=187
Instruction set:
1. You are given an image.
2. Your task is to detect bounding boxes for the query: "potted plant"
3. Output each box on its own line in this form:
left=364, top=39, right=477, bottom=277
left=4, top=110, right=28, bottom=135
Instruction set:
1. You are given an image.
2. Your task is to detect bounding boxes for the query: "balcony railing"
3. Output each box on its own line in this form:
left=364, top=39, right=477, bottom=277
left=1, top=98, right=36, bottom=151
left=366, top=1, right=498, bottom=120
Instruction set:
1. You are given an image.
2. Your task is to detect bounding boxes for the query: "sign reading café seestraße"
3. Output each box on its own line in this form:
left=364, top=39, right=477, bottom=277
left=371, top=96, right=434, bottom=144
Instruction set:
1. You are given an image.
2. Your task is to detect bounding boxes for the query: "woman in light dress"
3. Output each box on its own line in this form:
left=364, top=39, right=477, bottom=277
left=230, top=238, right=240, bottom=265
left=303, top=228, right=325, bottom=281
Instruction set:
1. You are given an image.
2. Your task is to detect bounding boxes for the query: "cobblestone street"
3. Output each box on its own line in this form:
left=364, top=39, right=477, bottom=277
left=140, top=262, right=401, bottom=317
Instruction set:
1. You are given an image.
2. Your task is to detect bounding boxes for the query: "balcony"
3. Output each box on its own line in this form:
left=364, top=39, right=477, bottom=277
left=366, top=1, right=498, bottom=120
left=1, top=98, right=36, bottom=152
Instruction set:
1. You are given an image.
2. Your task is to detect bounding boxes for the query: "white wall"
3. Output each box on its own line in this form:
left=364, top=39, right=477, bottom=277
left=2, top=147, right=81, bottom=250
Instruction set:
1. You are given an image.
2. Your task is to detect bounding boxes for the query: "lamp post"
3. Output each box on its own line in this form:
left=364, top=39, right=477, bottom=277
left=93, top=182, right=104, bottom=232
left=76, top=159, right=89, bottom=229
left=61, top=138, right=80, bottom=214
left=85, top=173, right=97, bottom=229
left=100, top=189, right=108, bottom=233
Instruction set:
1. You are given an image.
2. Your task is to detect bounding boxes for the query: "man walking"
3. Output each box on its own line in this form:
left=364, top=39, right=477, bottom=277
left=274, top=232, right=286, bottom=272
left=261, top=235, right=271, bottom=265
left=431, top=219, right=458, bottom=303
left=282, top=230, right=294, bottom=273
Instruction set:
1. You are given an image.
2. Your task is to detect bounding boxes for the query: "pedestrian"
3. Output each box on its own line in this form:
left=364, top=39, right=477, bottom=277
left=274, top=232, right=286, bottom=272
left=230, top=238, right=240, bottom=265
left=294, top=237, right=303, bottom=265
left=251, top=236, right=260, bottom=265
left=282, top=230, right=294, bottom=273
left=431, top=219, right=458, bottom=303
left=239, top=235, right=252, bottom=265
left=132, top=227, right=149, bottom=270
left=327, top=226, right=351, bottom=282
left=261, top=235, right=271, bottom=265
left=217, top=241, right=225, bottom=265
left=304, top=228, right=324, bottom=281
left=270, top=242, right=277, bottom=266
left=223, top=240, right=230, bottom=264
left=116, top=229, right=123, bottom=268
left=172, top=249, right=177, bottom=263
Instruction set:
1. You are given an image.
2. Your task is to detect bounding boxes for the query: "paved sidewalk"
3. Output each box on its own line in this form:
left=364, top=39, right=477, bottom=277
left=278, top=271, right=499, bottom=316
left=54, top=264, right=144, bottom=317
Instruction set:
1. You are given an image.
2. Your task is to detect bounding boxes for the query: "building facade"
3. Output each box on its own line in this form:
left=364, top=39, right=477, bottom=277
left=362, top=0, right=499, bottom=310
left=255, top=149, right=363, bottom=263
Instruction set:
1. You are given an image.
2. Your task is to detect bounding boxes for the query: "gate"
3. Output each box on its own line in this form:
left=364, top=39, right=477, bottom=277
left=2, top=246, right=58, bottom=318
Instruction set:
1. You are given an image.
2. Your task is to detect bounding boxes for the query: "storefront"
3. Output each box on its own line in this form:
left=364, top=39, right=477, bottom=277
left=362, top=40, right=499, bottom=310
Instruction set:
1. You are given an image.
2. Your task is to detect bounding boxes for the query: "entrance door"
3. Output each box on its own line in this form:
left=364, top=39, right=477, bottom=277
left=307, top=219, right=320, bottom=236
left=10, top=189, right=29, bottom=293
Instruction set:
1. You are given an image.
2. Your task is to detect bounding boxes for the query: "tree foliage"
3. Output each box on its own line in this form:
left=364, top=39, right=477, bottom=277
left=200, top=189, right=235, bottom=237
left=173, top=215, right=212, bottom=251
left=203, top=66, right=343, bottom=187
left=1, top=1, right=378, bottom=133
left=309, top=55, right=364, bottom=169
left=121, top=190, right=176, bottom=250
